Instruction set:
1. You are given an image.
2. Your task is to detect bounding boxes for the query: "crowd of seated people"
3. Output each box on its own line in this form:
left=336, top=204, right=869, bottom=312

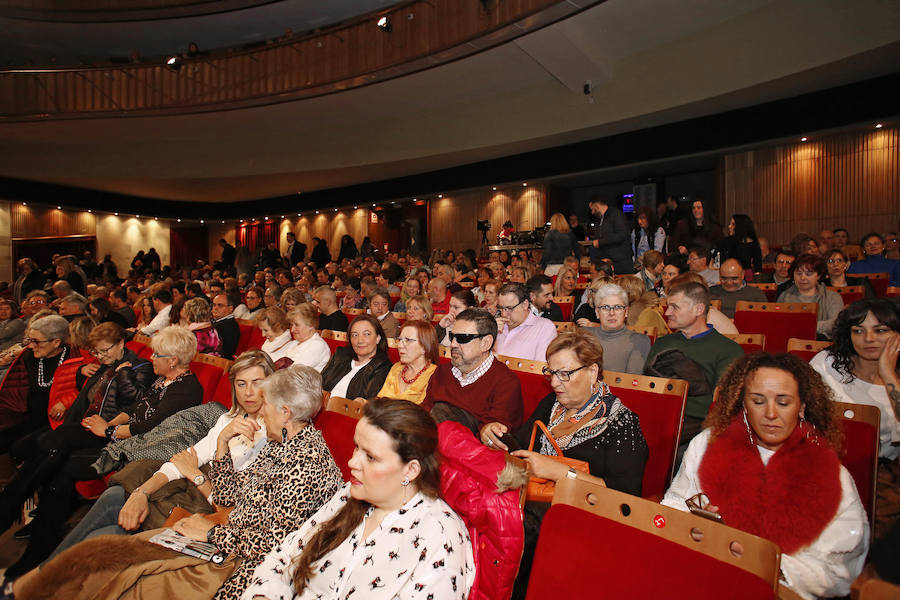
left=0, top=210, right=897, bottom=598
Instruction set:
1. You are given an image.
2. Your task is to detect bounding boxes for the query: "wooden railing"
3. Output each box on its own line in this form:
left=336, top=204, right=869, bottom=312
left=0, top=0, right=601, bottom=120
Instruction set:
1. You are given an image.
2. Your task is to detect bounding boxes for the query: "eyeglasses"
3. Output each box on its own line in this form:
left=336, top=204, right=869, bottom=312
left=542, top=364, right=589, bottom=382
left=775, top=259, right=794, bottom=265
left=91, top=343, right=118, bottom=357
left=151, top=352, right=172, bottom=359
left=825, top=258, right=845, bottom=264
left=26, top=299, right=46, bottom=306
left=497, top=299, right=526, bottom=313
left=396, top=337, right=419, bottom=346
left=597, top=304, right=626, bottom=313
left=448, top=332, right=489, bottom=345
left=23, top=337, right=52, bottom=345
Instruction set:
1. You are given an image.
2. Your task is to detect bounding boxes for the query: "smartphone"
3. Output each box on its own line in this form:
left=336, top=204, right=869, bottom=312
left=498, top=433, right=521, bottom=451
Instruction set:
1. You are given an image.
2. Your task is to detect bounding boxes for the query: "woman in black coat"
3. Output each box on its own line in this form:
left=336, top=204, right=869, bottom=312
left=321, top=314, right=392, bottom=400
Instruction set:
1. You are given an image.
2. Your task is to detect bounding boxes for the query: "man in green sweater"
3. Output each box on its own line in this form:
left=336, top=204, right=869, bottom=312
left=644, top=281, right=744, bottom=459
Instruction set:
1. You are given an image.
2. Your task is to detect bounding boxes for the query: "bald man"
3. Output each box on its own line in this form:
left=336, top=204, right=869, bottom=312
left=708, top=258, right=767, bottom=318
left=314, top=285, right=349, bottom=332
left=428, top=277, right=451, bottom=314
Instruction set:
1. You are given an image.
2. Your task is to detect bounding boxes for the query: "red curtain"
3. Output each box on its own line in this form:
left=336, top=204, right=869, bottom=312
left=235, top=221, right=277, bottom=253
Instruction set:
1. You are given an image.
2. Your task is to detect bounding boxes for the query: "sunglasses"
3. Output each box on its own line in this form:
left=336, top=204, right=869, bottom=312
left=448, top=332, right=489, bottom=345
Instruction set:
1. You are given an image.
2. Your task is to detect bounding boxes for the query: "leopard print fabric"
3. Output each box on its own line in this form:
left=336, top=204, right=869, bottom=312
left=208, top=425, right=342, bottom=600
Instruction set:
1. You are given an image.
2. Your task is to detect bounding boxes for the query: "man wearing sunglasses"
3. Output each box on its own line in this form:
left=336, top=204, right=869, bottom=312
left=422, top=308, right=523, bottom=435
left=494, top=283, right=557, bottom=362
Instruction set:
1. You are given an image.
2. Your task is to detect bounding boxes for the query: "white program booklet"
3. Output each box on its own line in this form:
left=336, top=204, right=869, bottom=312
left=149, top=528, right=228, bottom=564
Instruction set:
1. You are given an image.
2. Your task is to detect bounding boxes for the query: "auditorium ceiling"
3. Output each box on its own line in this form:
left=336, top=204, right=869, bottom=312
left=0, top=0, right=899, bottom=206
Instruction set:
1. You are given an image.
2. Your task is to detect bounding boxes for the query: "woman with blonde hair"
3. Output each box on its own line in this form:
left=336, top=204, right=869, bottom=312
left=553, top=266, right=578, bottom=299
left=403, top=295, right=434, bottom=323
left=540, top=213, right=579, bottom=277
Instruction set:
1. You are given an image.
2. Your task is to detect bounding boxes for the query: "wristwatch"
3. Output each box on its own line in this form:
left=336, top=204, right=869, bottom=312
left=566, top=467, right=578, bottom=480
left=193, top=474, right=207, bottom=487
left=105, top=425, right=117, bottom=440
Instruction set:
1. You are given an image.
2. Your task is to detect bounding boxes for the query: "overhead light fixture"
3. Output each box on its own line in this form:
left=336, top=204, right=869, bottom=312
left=87, top=209, right=91, bottom=213
left=875, top=123, right=883, bottom=129
left=522, top=183, right=528, bottom=187
left=354, top=205, right=358, bottom=209
left=281, top=215, right=284, bottom=219
left=265, top=216, right=269, bottom=220
left=438, top=194, right=443, bottom=198
left=165, top=56, right=182, bottom=71
left=114, top=212, right=118, bottom=215
left=56, top=206, right=61, bottom=209
left=155, top=217, right=158, bottom=221
left=200, top=220, right=204, bottom=224
left=800, top=137, right=808, bottom=142
left=21, top=202, right=26, bottom=206
left=377, top=16, right=392, bottom=32
left=412, top=198, right=416, bottom=201
left=372, top=203, right=376, bottom=207
left=221, top=220, right=225, bottom=224
left=136, top=214, right=140, bottom=218
left=177, top=218, right=181, bottom=222
left=297, top=213, right=301, bottom=216
left=334, top=208, right=338, bottom=212
left=315, top=210, right=320, bottom=214
left=492, top=187, right=497, bottom=191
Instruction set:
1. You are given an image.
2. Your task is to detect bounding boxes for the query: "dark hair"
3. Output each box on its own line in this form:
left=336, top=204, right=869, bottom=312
left=860, top=232, right=884, bottom=249
left=88, top=297, right=112, bottom=319
left=827, top=299, right=900, bottom=383
left=456, top=307, right=498, bottom=347
left=498, top=282, right=528, bottom=303
left=788, top=253, right=826, bottom=281
left=450, top=289, right=477, bottom=308
left=291, top=398, right=440, bottom=594
left=349, top=313, right=389, bottom=356
left=668, top=280, right=710, bottom=315
left=687, top=246, right=711, bottom=262
left=833, top=228, right=849, bottom=236
left=705, top=353, right=842, bottom=451
left=110, top=288, right=128, bottom=302
left=731, top=214, right=758, bottom=242
left=789, top=233, right=816, bottom=256
left=526, top=274, right=553, bottom=296
left=633, top=207, right=659, bottom=234
left=171, top=281, right=186, bottom=294
left=152, top=289, right=173, bottom=304
left=224, top=290, right=241, bottom=308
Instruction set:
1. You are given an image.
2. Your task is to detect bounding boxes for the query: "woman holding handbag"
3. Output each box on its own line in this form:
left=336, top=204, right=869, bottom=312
left=479, top=330, right=648, bottom=599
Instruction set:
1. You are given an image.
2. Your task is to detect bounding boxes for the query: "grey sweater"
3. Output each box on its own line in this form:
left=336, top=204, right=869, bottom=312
left=582, top=326, right=651, bottom=375
left=776, top=283, right=844, bottom=338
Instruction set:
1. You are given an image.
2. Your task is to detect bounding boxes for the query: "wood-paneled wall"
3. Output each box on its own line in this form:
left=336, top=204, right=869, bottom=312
left=717, top=127, right=900, bottom=245
left=428, top=185, right=547, bottom=252
left=279, top=209, right=370, bottom=260
left=11, top=204, right=95, bottom=238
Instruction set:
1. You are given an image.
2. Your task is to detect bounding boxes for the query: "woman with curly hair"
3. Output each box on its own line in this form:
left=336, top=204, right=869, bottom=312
left=662, top=352, right=868, bottom=600
left=810, top=298, right=900, bottom=536
left=181, top=297, right=222, bottom=356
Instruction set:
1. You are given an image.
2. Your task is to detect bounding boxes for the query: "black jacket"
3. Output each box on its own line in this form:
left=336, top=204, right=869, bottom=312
left=592, top=206, right=633, bottom=274
left=321, top=347, right=392, bottom=400
left=214, top=316, right=241, bottom=359
left=64, top=348, right=155, bottom=424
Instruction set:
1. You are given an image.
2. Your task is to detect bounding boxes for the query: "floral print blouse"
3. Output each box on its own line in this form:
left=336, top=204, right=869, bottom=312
left=241, top=483, right=475, bottom=600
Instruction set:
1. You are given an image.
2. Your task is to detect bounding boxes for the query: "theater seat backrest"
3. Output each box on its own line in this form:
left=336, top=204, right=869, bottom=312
left=835, top=401, right=880, bottom=528
left=723, top=333, right=766, bottom=354
left=786, top=338, right=830, bottom=362
left=496, top=355, right=552, bottom=419
left=553, top=296, right=575, bottom=321
left=748, top=282, right=778, bottom=302
left=439, top=346, right=451, bottom=364
left=343, top=308, right=363, bottom=324
left=861, top=272, right=889, bottom=297
left=212, top=374, right=233, bottom=410
left=733, top=302, right=817, bottom=354
left=386, top=338, right=400, bottom=363
left=605, top=370, right=687, bottom=499
left=827, top=285, right=865, bottom=306
left=320, top=330, right=348, bottom=354
left=526, top=479, right=780, bottom=600
left=189, top=353, right=232, bottom=405
left=234, top=319, right=259, bottom=355
left=314, top=395, right=366, bottom=481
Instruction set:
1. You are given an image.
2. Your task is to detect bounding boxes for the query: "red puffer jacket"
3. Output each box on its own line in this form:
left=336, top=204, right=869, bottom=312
left=48, top=349, right=95, bottom=429
left=438, top=421, right=524, bottom=600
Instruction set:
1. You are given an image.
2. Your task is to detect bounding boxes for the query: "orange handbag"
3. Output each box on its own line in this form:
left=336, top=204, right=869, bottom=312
left=525, top=420, right=589, bottom=503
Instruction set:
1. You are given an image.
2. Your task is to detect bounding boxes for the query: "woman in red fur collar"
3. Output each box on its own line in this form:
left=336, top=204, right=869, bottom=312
left=662, top=353, right=869, bottom=599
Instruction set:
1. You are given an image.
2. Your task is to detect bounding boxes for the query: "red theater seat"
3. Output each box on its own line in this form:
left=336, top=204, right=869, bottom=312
left=234, top=319, right=259, bottom=355
left=748, top=282, right=777, bottom=302
left=189, top=353, right=232, bottom=405
left=321, top=330, right=348, bottom=354
left=835, top=401, right=879, bottom=527
left=314, top=395, right=365, bottom=481
left=786, top=338, right=830, bottom=362
left=733, top=301, right=817, bottom=354
left=828, top=285, right=865, bottom=305
left=723, top=333, right=766, bottom=354
left=860, top=272, right=889, bottom=297
left=553, top=296, right=574, bottom=321
left=526, top=479, right=780, bottom=600
left=496, top=355, right=552, bottom=419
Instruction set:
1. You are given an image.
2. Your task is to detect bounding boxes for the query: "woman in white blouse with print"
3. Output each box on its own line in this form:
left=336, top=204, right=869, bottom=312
left=46, top=350, right=276, bottom=556
left=242, top=398, right=474, bottom=600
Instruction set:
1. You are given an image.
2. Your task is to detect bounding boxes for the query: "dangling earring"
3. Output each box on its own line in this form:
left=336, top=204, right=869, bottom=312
left=401, top=476, right=410, bottom=486
left=282, top=427, right=288, bottom=444
left=742, top=409, right=754, bottom=446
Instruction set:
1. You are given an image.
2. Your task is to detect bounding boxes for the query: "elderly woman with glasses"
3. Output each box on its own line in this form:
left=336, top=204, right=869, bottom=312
left=480, top=330, right=648, bottom=598
left=777, top=253, right=844, bottom=339
left=581, top=283, right=651, bottom=375
left=0, top=322, right=163, bottom=576
left=378, top=321, right=440, bottom=404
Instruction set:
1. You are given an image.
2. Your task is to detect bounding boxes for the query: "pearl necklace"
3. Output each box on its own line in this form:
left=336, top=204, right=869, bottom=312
left=37, top=347, right=68, bottom=388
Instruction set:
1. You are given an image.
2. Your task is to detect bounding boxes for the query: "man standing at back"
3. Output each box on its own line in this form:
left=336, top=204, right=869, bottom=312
left=644, top=281, right=743, bottom=453
left=494, top=283, right=558, bottom=361
left=589, top=196, right=633, bottom=275
left=284, top=231, right=306, bottom=268
left=422, top=308, right=523, bottom=435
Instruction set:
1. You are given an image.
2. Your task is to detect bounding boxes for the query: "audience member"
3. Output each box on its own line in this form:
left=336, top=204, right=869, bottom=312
left=12, top=258, right=44, bottom=305
left=631, top=207, right=666, bottom=262
left=233, top=286, right=265, bottom=320
left=284, top=231, right=306, bottom=267
left=0, top=300, right=24, bottom=353
left=404, top=294, right=434, bottom=323
left=182, top=297, right=222, bottom=355
left=320, top=314, right=391, bottom=400
left=286, top=304, right=331, bottom=372
left=139, top=289, right=173, bottom=336
left=257, top=307, right=299, bottom=366
left=719, top=213, right=762, bottom=272
left=378, top=320, right=439, bottom=404
left=481, top=279, right=501, bottom=316
left=581, top=283, right=651, bottom=374
left=636, top=250, right=664, bottom=292
left=671, top=199, right=724, bottom=255
left=687, top=246, right=719, bottom=286
left=708, top=258, right=767, bottom=318
left=57, top=293, right=87, bottom=320
left=313, top=285, right=349, bottom=333
left=662, top=353, right=868, bottom=599
left=109, top=288, right=137, bottom=328
left=212, top=291, right=241, bottom=359
left=434, top=289, right=477, bottom=345
left=777, top=253, right=843, bottom=339
left=527, top=274, right=563, bottom=321
left=553, top=266, right=579, bottom=301
left=541, top=213, right=579, bottom=276
left=754, top=249, right=796, bottom=296
left=494, top=283, right=558, bottom=361
left=422, top=308, right=523, bottom=434
left=392, top=277, right=421, bottom=313
left=644, top=281, right=744, bottom=451
left=427, top=277, right=451, bottom=314
left=823, top=249, right=874, bottom=296
left=847, top=233, right=900, bottom=286
left=368, top=288, right=400, bottom=338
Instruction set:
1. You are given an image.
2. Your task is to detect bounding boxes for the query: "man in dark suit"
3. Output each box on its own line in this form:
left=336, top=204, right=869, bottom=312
left=13, top=258, right=45, bottom=305
left=284, top=231, right=306, bottom=268
left=589, top=196, right=633, bottom=275
left=211, top=291, right=241, bottom=359
left=218, top=239, right=236, bottom=269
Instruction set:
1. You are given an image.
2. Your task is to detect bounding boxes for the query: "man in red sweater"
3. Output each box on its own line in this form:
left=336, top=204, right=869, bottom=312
left=422, top=308, right=523, bottom=435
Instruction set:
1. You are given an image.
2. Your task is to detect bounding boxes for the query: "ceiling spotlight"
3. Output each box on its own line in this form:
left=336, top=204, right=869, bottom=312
left=438, top=194, right=443, bottom=198
left=165, top=56, right=182, bottom=71
left=265, top=216, right=269, bottom=220
left=221, top=220, right=225, bottom=224
left=297, top=213, right=301, bottom=216
left=87, top=209, right=91, bottom=213
left=280, top=215, right=284, bottom=219
left=372, top=203, right=376, bottom=207
left=377, top=16, right=392, bottom=32
left=240, top=219, right=243, bottom=223
left=412, top=198, right=416, bottom=201
left=200, top=220, right=204, bottom=224
left=875, top=123, right=883, bottom=129
left=334, top=208, right=338, bottom=212
left=522, top=183, right=528, bottom=187
left=316, top=210, right=320, bottom=214
left=177, top=218, right=181, bottom=222
left=492, top=186, right=497, bottom=191
left=56, top=206, right=61, bottom=209
left=800, top=137, right=808, bottom=142
left=155, top=217, right=158, bottom=220
left=136, top=214, right=140, bottom=218
left=114, top=212, right=118, bottom=215
left=354, top=205, right=358, bottom=209
left=21, top=202, right=26, bottom=206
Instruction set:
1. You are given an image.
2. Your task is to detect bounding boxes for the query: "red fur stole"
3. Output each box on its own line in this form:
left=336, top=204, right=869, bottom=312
left=698, top=416, right=841, bottom=554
